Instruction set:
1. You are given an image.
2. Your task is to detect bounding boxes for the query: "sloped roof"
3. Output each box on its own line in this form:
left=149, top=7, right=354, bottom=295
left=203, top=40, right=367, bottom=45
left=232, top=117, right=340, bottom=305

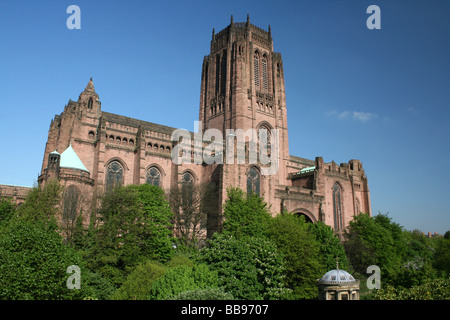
left=60, top=144, right=89, bottom=172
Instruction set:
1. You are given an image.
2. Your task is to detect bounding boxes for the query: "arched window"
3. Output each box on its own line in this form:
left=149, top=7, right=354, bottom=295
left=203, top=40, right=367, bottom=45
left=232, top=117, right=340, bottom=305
left=258, top=124, right=271, bottom=145
left=262, top=54, right=268, bottom=91
left=63, top=185, right=80, bottom=222
left=182, top=172, right=194, bottom=186
left=87, top=98, right=93, bottom=109
left=106, top=161, right=124, bottom=191
left=247, top=167, right=260, bottom=195
left=333, top=183, right=343, bottom=231
left=254, top=51, right=260, bottom=88
left=146, top=166, right=161, bottom=187
left=215, top=54, right=221, bottom=95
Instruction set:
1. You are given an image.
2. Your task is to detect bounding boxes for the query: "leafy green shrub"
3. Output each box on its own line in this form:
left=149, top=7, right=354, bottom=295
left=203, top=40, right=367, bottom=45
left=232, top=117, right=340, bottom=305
left=167, top=254, right=194, bottom=269
left=373, top=278, right=450, bottom=300
left=172, top=287, right=234, bottom=300
left=0, top=198, right=15, bottom=227
left=197, top=233, right=291, bottom=300
left=111, top=260, right=167, bottom=300
left=0, top=219, right=91, bottom=299
left=149, top=264, right=219, bottom=300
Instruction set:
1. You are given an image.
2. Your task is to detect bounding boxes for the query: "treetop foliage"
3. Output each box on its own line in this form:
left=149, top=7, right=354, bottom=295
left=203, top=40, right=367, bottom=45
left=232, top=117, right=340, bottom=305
left=0, top=181, right=448, bottom=300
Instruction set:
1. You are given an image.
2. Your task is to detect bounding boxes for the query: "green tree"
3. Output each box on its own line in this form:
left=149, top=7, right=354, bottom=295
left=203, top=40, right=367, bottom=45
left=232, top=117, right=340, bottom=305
left=197, top=233, right=290, bottom=300
left=0, top=198, right=15, bottom=228
left=266, top=214, right=322, bottom=299
left=308, top=220, right=349, bottom=272
left=373, top=278, right=450, bottom=300
left=172, top=287, right=234, bottom=300
left=148, top=264, right=219, bottom=300
left=344, top=213, right=406, bottom=286
left=86, top=184, right=174, bottom=287
left=111, top=260, right=167, bottom=300
left=167, top=181, right=219, bottom=247
left=398, top=229, right=438, bottom=287
left=0, top=219, right=92, bottom=299
left=221, top=187, right=272, bottom=239
left=16, top=180, right=62, bottom=223
left=432, top=236, right=450, bottom=277
left=344, top=213, right=439, bottom=289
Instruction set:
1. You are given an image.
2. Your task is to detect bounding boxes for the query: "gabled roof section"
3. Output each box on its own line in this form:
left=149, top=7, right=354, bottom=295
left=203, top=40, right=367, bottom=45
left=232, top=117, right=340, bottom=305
left=60, top=144, right=89, bottom=172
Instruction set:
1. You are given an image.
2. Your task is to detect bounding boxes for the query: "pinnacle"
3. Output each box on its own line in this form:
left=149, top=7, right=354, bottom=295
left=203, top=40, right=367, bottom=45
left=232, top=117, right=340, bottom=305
left=84, top=77, right=95, bottom=92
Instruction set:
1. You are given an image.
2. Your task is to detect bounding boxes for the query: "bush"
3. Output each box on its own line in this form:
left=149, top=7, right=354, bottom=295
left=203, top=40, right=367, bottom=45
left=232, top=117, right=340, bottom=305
left=0, top=199, right=15, bottom=227
left=198, top=233, right=291, bottom=300
left=373, top=277, right=450, bottom=300
left=149, top=264, right=219, bottom=300
left=0, top=219, right=91, bottom=299
left=172, top=287, right=234, bottom=300
left=111, top=260, right=167, bottom=300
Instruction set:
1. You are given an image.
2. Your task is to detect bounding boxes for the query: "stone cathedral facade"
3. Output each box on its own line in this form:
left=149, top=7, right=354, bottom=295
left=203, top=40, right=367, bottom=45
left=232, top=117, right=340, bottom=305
left=35, top=17, right=371, bottom=236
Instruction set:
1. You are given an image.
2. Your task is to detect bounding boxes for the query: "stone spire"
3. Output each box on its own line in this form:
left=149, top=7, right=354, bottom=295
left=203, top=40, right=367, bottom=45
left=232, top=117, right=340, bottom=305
left=84, top=77, right=95, bottom=93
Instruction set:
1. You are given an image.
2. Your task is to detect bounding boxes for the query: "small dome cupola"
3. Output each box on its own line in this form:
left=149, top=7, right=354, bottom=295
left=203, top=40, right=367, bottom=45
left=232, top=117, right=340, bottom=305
left=317, top=259, right=360, bottom=300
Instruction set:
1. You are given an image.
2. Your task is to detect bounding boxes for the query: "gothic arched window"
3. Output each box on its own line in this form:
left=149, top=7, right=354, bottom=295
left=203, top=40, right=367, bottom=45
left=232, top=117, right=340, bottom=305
left=106, top=161, right=124, bottom=191
left=181, top=172, right=194, bottom=203
left=215, top=54, right=221, bottom=95
left=182, top=172, right=194, bottom=186
left=63, top=185, right=80, bottom=222
left=262, top=54, right=268, bottom=91
left=254, top=51, right=260, bottom=88
left=333, top=183, right=343, bottom=231
left=146, top=166, right=161, bottom=187
left=247, top=167, right=260, bottom=195
left=88, top=98, right=93, bottom=109
left=356, top=198, right=361, bottom=215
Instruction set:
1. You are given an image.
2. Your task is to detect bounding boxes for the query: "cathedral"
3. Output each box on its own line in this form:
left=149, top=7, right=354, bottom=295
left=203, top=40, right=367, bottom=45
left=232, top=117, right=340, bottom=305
left=15, top=16, right=371, bottom=235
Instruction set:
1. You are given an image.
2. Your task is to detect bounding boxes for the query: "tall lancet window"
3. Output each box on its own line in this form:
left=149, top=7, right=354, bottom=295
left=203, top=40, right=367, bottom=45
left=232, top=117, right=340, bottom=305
left=215, top=54, right=221, bottom=95
left=106, top=161, right=124, bottom=191
left=63, top=185, right=80, bottom=223
left=88, top=98, right=93, bottom=109
left=262, top=54, right=268, bottom=91
left=254, top=51, right=260, bottom=88
left=333, top=183, right=343, bottom=231
left=247, top=167, right=260, bottom=196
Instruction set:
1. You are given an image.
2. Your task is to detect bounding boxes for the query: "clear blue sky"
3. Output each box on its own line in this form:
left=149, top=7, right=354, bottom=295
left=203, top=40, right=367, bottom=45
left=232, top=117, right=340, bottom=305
left=0, top=0, right=449, bottom=234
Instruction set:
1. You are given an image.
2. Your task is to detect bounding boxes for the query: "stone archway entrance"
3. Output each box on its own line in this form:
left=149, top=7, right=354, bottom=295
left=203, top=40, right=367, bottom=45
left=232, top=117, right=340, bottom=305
left=295, top=212, right=313, bottom=223
left=292, top=208, right=316, bottom=224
